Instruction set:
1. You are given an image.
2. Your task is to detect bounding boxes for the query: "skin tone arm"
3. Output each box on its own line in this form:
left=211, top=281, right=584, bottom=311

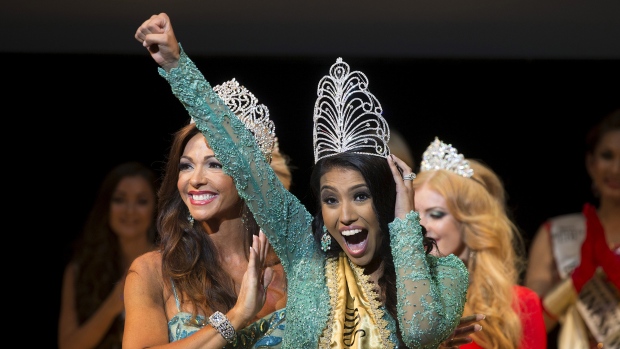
left=58, top=264, right=125, bottom=349
left=122, top=232, right=273, bottom=349
left=524, top=224, right=559, bottom=330
left=387, top=154, right=415, bottom=219
left=525, top=224, right=557, bottom=297
left=135, top=13, right=181, bottom=72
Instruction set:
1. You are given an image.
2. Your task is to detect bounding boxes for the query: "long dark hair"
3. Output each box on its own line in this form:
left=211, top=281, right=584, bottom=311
left=586, top=108, right=620, bottom=154
left=585, top=108, right=620, bottom=199
left=309, top=152, right=434, bottom=347
left=157, top=123, right=266, bottom=319
left=72, top=161, right=159, bottom=349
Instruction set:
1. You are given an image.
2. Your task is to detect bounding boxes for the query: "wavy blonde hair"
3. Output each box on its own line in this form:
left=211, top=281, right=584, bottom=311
left=270, top=140, right=293, bottom=190
left=413, top=159, right=525, bottom=349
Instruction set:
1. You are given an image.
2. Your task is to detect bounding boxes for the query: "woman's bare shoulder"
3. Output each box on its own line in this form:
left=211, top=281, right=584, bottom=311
left=128, top=250, right=163, bottom=283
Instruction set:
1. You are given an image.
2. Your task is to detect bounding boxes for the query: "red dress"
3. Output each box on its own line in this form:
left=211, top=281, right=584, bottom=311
left=461, top=285, right=547, bottom=349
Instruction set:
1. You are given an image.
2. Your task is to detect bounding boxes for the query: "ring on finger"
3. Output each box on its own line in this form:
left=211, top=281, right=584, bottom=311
left=403, top=173, right=416, bottom=181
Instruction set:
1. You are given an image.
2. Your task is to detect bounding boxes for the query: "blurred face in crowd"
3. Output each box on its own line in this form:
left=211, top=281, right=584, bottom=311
left=587, top=130, right=620, bottom=200
left=110, top=176, right=156, bottom=240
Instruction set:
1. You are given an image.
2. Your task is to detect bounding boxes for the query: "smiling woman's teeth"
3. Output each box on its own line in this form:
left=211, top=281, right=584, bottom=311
left=341, top=229, right=362, bottom=236
left=191, top=194, right=215, bottom=200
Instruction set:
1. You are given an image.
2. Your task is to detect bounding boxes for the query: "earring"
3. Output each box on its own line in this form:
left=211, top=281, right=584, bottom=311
left=321, top=225, right=331, bottom=252
left=188, top=213, right=195, bottom=227
left=468, top=249, right=476, bottom=270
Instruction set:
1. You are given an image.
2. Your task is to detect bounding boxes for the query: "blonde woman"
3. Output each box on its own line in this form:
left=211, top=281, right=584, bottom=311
left=413, top=138, right=546, bottom=349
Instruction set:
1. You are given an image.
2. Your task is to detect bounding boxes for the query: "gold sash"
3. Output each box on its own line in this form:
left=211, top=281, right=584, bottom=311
left=319, top=252, right=393, bottom=349
left=546, top=271, right=620, bottom=349
left=574, top=271, right=620, bottom=348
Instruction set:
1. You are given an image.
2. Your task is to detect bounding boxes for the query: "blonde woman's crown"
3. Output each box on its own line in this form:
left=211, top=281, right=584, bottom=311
left=420, top=137, right=473, bottom=178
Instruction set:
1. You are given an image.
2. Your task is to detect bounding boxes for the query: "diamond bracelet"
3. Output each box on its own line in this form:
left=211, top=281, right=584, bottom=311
left=209, top=311, right=236, bottom=343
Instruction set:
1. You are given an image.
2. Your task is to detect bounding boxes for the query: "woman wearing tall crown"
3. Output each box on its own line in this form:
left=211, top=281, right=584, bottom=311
left=129, top=12, right=470, bottom=349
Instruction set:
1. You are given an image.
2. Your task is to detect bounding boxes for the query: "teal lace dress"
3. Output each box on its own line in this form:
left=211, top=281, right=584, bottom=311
left=156, top=46, right=469, bottom=349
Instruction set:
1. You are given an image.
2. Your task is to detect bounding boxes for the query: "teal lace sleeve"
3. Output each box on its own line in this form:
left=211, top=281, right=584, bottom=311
left=156, top=46, right=315, bottom=270
left=158, top=47, right=332, bottom=348
left=389, top=210, right=469, bottom=349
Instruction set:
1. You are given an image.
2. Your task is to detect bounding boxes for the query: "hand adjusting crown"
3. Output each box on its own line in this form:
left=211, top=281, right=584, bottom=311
left=213, top=78, right=276, bottom=163
left=313, top=58, right=390, bottom=163
left=420, top=137, right=474, bottom=178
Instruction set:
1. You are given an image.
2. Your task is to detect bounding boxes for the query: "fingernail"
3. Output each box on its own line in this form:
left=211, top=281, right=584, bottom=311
left=474, top=324, right=482, bottom=332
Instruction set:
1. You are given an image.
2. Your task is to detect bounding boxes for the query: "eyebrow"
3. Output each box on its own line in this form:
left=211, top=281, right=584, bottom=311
left=180, top=154, right=217, bottom=161
left=320, top=183, right=367, bottom=193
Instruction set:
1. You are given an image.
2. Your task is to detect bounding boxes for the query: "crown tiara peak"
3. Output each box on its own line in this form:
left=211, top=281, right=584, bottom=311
left=420, top=137, right=474, bottom=178
left=313, top=58, right=391, bottom=163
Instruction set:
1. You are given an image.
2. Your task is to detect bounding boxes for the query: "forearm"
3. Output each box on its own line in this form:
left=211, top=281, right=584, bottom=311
left=125, top=324, right=231, bottom=349
left=390, top=211, right=469, bottom=348
left=58, top=303, right=121, bottom=349
left=541, top=277, right=578, bottom=331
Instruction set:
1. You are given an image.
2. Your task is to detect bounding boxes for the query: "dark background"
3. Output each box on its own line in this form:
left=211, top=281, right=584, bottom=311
left=4, top=1, right=619, bottom=347
left=4, top=0, right=620, bottom=59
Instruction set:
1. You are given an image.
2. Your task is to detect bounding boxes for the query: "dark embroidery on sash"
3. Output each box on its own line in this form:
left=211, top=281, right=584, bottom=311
left=343, top=304, right=366, bottom=346
left=575, top=274, right=620, bottom=345
left=551, top=224, right=582, bottom=244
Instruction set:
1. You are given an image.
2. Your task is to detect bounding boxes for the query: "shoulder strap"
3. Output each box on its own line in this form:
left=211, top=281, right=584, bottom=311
left=170, top=279, right=181, bottom=311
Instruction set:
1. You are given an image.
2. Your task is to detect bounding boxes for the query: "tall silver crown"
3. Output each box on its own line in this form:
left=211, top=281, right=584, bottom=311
left=420, top=137, right=474, bottom=178
left=313, top=58, right=390, bottom=163
left=212, top=78, right=277, bottom=163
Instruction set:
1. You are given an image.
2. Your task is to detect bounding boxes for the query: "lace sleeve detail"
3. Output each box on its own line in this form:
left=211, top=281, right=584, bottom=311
left=157, top=45, right=314, bottom=269
left=389, top=210, right=469, bottom=348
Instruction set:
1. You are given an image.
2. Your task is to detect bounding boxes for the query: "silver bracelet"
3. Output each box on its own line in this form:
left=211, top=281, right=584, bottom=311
left=209, top=311, right=236, bottom=343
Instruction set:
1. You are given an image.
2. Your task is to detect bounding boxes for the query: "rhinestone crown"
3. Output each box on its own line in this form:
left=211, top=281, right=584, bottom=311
left=313, top=58, right=390, bottom=163
left=213, top=78, right=276, bottom=163
left=420, top=137, right=474, bottom=178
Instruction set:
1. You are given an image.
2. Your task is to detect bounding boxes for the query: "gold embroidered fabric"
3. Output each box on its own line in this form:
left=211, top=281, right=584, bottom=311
left=321, top=252, right=393, bottom=349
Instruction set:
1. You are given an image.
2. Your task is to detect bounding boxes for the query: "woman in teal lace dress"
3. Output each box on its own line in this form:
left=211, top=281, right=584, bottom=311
left=123, top=85, right=291, bottom=348
left=132, top=13, right=470, bottom=348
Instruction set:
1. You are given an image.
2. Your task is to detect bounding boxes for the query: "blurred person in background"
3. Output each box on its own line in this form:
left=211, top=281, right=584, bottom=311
left=524, top=108, right=620, bottom=349
left=58, top=161, right=159, bottom=349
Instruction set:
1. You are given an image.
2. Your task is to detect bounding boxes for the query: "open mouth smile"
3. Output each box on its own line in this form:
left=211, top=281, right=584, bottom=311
left=341, top=229, right=369, bottom=256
